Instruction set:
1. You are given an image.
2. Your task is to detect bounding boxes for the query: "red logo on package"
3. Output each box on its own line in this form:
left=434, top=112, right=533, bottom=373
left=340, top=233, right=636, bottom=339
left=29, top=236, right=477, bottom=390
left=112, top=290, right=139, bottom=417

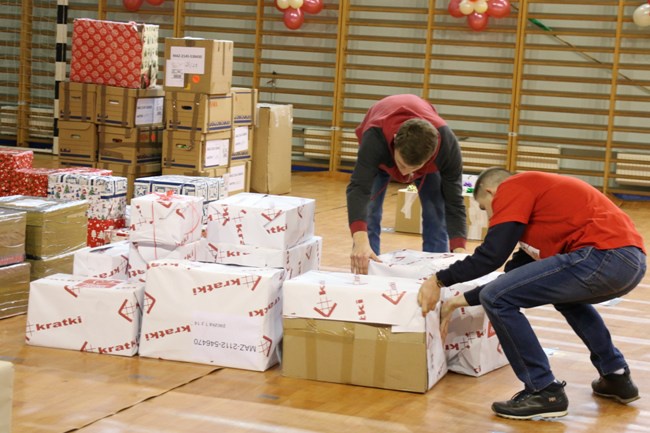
left=314, top=280, right=337, bottom=317
left=381, top=282, right=406, bottom=305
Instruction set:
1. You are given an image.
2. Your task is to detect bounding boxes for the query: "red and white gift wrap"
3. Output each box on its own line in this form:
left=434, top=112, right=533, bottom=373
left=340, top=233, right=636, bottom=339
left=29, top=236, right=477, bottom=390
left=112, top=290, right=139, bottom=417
left=138, top=259, right=285, bottom=371
left=73, top=241, right=130, bottom=280
left=206, top=193, right=315, bottom=250
left=47, top=173, right=125, bottom=219
left=129, top=193, right=203, bottom=247
left=70, top=19, right=159, bottom=89
left=0, top=148, right=33, bottom=197
left=12, top=168, right=66, bottom=197
left=198, top=236, right=322, bottom=280
left=25, top=274, right=145, bottom=356
left=282, top=270, right=447, bottom=390
left=368, top=249, right=508, bottom=377
left=87, top=218, right=127, bottom=247
left=127, top=240, right=200, bottom=283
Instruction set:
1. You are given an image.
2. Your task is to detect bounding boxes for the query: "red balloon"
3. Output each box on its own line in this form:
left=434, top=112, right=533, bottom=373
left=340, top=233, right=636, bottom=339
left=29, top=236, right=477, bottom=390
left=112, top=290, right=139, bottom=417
left=448, top=0, right=465, bottom=18
left=146, top=0, right=164, bottom=5
left=283, top=7, right=304, bottom=30
left=486, top=0, right=511, bottom=18
left=123, top=0, right=143, bottom=11
left=467, top=12, right=489, bottom=31
left=302, top=0, right=324, bottom=14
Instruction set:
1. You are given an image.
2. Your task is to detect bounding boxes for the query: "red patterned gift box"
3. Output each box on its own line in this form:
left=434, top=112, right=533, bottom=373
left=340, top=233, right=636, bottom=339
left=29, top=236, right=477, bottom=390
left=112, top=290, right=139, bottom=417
left=0, top=148, right=34, bottom=197
left=88, top=217, right=126, bottom=247
left=13, top=167, right=114, bottom=197
left=70, top=19, right=159, bottom=89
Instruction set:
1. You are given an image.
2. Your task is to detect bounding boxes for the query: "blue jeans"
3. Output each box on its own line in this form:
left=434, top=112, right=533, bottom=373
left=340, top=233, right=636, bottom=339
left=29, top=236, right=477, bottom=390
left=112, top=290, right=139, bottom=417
left=367, top=170, right=449, bottom=255
left=479, top=246, right=646, bottom=392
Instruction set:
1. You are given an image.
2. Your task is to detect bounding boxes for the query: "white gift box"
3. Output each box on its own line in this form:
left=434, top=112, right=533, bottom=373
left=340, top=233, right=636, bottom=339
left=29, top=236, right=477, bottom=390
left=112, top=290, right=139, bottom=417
left=73, top=241, right=130, bottom=280
left=198, top=236, right=321, bottom=280
left=128, top=240, right=200, bottom=283
left=48, top=173, right=127, bottom=220
left=282, top=270, right=447, bottom=392
left=129, top=193, right=203, bottom=246
left=206, top=193, right=315, bottom=250
left=25, top=274, right=145, bottom=356
left=369, top=249, right=508, bottom=376
left=139, top=259, right=285, bottom=371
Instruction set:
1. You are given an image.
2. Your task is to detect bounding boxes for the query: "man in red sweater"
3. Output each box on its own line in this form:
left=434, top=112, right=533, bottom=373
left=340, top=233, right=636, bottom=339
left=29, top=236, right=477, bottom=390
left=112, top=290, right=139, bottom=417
left=419, top=167, right=646, bottom=420
left=347, top=94, right=467, bottom=274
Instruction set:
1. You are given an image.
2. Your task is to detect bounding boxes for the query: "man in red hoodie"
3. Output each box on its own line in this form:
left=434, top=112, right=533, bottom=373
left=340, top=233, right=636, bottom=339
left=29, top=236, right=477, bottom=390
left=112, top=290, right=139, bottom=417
left=347, top=94, right=467, bottom=274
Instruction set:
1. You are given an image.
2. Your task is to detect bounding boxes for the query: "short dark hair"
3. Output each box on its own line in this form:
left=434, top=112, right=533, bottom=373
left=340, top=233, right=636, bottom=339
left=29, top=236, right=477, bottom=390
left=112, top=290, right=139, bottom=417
left=394, top=118, right=439, bottom=166
left=473, top=167, right=512, bottom=198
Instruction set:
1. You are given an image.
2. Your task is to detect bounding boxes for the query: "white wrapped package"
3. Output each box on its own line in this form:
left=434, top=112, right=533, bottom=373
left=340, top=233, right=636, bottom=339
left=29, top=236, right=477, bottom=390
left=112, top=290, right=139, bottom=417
left=26, top=274, right=145, bottom=356
left=129, top=192, right=203, bottom=246
left=282, top=270, right=447, bottom=390
left=127, top=240, right=200, bottom=283
left=0, top=361, right=12, bottom=433
left=198, top=236, right=321, bottom=280
left=139, top=259, right=285, bottom=371
left=73, top=240, right=130, bottom=280
left=368, top=249, right=508, bottom=376
left=206, top=193, right=315, bottom=250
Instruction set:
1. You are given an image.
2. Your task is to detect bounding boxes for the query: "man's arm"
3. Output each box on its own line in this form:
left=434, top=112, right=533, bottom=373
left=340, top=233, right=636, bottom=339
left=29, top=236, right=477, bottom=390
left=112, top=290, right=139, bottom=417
left=435, top=126, right=467, bottom=251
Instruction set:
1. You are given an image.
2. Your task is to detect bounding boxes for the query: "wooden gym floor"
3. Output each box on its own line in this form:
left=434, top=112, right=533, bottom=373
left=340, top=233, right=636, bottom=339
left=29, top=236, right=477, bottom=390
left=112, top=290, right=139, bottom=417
left=2, top=171, right=650, bottom=433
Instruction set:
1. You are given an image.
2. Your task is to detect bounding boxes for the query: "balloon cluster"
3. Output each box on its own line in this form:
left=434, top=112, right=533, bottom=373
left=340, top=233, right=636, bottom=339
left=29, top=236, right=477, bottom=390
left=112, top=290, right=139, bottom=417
left=633, top=0, right=650, bottom=27
left=448, top=0, right=511, bottom=31
left=122, top=0, right=164, bottom=12
left=275, top=0, right=324, bottom=30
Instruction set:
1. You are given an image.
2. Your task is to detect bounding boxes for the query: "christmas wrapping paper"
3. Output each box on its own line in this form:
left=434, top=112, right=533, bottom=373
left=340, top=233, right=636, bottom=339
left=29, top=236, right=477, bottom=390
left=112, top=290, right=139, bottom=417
left=0, top=147, right=33, bottom=197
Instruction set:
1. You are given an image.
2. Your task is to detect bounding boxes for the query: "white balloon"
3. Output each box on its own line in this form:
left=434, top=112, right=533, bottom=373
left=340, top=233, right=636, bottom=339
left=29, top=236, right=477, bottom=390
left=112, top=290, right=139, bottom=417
left=276, top=0, right=290, bottom=9
left=633, top=3, right=650, bottom=27
left=289, top=0, right=304, bottom=9
left=459, top=0, right=474, bottom=15
left=475, top=0, right=489, bottom=14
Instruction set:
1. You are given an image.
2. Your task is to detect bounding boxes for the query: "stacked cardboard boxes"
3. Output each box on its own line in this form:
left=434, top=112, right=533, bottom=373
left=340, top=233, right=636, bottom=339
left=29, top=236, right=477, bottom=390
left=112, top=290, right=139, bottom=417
left=0, top=209, right=30, bottom=318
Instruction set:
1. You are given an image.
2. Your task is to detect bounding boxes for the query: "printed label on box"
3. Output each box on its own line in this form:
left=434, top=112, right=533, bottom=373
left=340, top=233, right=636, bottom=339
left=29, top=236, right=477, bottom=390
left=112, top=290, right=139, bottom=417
left=228, top=164, right=246, bottom=192
left=233, top=127, right=249, bottom=154
left=169, top=47, right=206, bottom=74
left=192, top=312, right=269, bottom=365
left=165, top=60, right=185, bottom=88
left=205, top=139, right=229, bottom=167
left=135, top=98, right=164, bottom=126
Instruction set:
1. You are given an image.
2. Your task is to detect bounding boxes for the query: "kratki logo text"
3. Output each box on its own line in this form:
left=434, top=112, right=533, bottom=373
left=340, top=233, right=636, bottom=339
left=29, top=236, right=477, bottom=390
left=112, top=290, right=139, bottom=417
left=81, top=339, right=139, bottom=354
left=249, top=296, right=281, bottom=317
left=192, top=275, right=261, bottom=295
left=143, top=325, right=191, bottom=341
left=28, top=316, right=83, bottom=334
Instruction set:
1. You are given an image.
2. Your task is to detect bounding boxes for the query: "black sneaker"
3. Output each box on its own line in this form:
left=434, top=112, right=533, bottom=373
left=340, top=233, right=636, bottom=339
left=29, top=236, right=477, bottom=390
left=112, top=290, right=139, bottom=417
left=592, top=368, right=640, bottom=404
left=492, top=381, right=569, bottom=420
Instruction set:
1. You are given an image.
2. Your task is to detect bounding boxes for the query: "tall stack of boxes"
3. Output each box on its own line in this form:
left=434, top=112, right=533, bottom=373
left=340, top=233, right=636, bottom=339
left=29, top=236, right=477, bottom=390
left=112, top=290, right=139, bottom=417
left=162, top=37, right=254, bottom=195
left=61, top=18, right=163, bottom=195
left=0, top=209, right=30, bottom=318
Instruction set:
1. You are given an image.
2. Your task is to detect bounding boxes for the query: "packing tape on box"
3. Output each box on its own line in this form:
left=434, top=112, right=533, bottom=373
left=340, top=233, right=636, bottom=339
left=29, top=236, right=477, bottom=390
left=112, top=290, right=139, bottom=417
left=400, top=190, right=419, bottom=219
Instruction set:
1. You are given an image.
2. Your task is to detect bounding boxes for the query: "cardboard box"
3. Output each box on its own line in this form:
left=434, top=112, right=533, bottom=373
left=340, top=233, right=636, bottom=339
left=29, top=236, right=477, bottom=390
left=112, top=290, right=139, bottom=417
left=0, top=361, right=13, bottom=433
left=206, top=192, right=314, bottom=250
left=368, top=249, right=508, bottom=377
left=139, top=259, right=284, bottom=371
left=0, top=209, right=26, bottom=266
left=26, top=274, right=145, bottom=356
left=163, top=38, right=233, bottom=95
left=231, top=87, right=258, bottom=126
left=98, top=125, right=163, bottom=165
left=0, top=262, right=30, bottom=319
left=199, top=235, right=322, bottom=280
left=96, top=85, right=164, bottom=128
left=97, top=161, right=162, bottom=203
left=129, top=193, right=203, bottom=246
left=27, top=249, right=76, bottom=280
left=0, top=196, right=88, bottom=259
left=163, top=130, right=230, bottom=171
left=165, top=92, right=232, bottom=134
left=70, top=19, right=159, bottom=89
left=282, top=270, right=447, bottom=392
left=58, top=159, right=98, bottom=170
left=230, top=126, right=253, bottom=162
left=251, top=104, right=292, bottom=195
left=58, top=82, right=96, bottom=122
left=74, top=241, right=130, bottom=280
left=57, top=120, right=98, bottom=162
left=395, top=187, right=422, bottom=234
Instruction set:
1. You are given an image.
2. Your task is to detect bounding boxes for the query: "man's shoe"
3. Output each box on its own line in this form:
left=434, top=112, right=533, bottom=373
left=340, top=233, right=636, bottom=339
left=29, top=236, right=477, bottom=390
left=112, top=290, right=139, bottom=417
left=491, top=381, right=569, bottom=420
left=592, top=368, right=640, bottom=404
